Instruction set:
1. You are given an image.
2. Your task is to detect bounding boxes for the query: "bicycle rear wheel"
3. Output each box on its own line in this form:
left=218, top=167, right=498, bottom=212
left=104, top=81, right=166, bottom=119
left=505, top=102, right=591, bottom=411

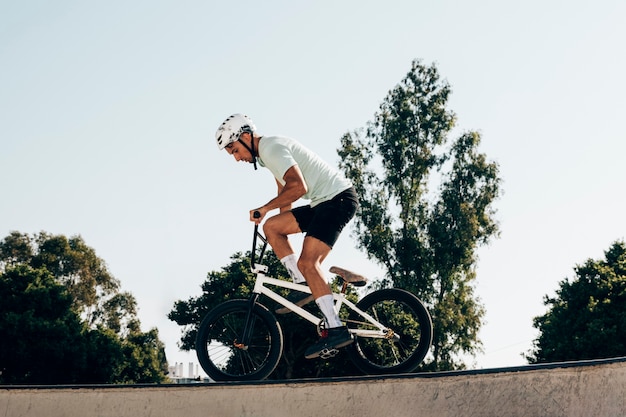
left=195, top=299, right=283, bottom=381
left=346, top=288, right=432, bottom=375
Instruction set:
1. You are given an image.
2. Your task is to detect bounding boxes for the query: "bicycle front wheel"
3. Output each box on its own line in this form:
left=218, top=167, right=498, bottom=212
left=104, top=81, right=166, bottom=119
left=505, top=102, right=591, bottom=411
left=195, top=299, right=283, bottom=381
left=346, top=288, right=432, bottom=375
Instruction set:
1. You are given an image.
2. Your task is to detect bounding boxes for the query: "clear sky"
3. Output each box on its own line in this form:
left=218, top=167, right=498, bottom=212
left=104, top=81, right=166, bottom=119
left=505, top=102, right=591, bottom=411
left=2, top=1, right=625, bottom=376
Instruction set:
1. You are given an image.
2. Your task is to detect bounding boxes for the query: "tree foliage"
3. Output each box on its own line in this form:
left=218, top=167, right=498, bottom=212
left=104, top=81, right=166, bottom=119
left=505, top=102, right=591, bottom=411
left=1, top=231, right=125, bottom=326
left=337, top=59, right=501, bottom=370
left=527, top=240, right=626, bottom=363
left=0, top=231, right=168, bottom=384
left=169, top=249, right=361, bottom=379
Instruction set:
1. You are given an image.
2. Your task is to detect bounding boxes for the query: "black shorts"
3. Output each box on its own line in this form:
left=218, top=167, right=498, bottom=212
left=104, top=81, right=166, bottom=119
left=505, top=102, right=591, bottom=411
left=291, top=187, right=359, bottom=248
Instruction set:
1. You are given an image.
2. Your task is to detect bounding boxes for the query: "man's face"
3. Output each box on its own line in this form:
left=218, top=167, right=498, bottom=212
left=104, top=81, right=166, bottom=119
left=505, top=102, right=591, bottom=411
left=225, top=133, right=254, bottom=163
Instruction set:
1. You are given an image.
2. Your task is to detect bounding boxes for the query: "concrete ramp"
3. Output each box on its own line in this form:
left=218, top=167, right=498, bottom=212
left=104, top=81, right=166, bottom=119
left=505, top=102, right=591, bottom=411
left=2, top=357, right=625, bottom=417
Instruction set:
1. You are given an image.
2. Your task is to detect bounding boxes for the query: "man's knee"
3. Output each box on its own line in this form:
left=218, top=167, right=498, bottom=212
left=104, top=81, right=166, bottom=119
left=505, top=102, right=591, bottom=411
left=263, top=215, right=281, bottom=238
left=263, top=213, right=299, bottom=238
left=262, top=218, right=273, bottom=236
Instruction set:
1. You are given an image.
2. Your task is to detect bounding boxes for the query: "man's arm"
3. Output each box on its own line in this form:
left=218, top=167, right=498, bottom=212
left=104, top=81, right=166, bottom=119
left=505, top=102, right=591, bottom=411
left=275, top=180, right=291, bottom=213
left=250, top=165, right=307, bottom=223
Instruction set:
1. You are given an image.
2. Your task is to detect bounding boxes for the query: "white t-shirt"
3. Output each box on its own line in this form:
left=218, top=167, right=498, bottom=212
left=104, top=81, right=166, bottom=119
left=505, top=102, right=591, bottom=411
left=257, top=135, right=352, bottom=207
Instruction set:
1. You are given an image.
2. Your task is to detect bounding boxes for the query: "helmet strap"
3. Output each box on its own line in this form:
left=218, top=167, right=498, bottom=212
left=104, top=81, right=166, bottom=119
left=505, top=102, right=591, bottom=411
left=238, top=133, right=257, bottom=170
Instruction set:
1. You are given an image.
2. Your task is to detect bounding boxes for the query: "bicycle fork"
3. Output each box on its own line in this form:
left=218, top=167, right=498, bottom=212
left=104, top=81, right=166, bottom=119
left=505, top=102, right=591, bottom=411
left=234, top=293, right=261, bottom=350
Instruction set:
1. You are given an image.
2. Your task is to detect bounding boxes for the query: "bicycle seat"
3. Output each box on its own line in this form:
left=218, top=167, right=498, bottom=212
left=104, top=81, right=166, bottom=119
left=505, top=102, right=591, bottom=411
left=329, top=266, right=368, bottom=287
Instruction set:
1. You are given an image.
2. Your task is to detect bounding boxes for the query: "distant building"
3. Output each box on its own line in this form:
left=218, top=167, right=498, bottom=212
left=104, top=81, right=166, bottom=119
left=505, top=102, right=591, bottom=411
left=167, top=362, right=210, bottom=383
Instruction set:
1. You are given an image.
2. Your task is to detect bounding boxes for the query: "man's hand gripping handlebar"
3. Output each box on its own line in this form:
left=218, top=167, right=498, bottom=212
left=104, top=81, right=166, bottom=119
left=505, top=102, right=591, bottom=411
left=250, top=208, right=265, bottom=224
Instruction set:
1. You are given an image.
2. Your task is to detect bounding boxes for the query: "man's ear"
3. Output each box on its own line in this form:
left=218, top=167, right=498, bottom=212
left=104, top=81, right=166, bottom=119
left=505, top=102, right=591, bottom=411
left=244, top=132, right=258, bottom=147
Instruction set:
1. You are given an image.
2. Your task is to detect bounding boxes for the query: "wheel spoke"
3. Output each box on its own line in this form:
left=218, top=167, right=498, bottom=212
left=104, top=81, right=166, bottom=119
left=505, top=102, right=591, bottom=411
left=196, top=300, right=283, bottom=381
left=346, top=289, right=432, bottom=374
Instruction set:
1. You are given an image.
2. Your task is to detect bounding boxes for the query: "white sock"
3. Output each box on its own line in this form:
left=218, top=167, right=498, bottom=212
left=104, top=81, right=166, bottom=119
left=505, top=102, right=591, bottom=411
left=280, top=254, right=306, bottom=284
left=315, top=295, right=342, bottom=328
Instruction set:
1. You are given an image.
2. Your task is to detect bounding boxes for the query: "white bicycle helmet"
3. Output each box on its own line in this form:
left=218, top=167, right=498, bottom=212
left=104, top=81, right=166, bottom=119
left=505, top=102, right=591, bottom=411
left=215, top=114, right=256, bottom=150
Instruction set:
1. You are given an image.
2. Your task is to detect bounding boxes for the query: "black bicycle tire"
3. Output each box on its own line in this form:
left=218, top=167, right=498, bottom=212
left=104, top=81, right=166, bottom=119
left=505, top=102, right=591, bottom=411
left=346, top=288, right=432, bottom=375
left=195, top=299, right=283, bottom=381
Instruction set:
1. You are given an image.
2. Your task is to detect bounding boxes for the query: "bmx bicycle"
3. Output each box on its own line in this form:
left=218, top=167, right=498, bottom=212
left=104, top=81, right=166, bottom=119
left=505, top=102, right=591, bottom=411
left=195, top=214, right=433, bottom=381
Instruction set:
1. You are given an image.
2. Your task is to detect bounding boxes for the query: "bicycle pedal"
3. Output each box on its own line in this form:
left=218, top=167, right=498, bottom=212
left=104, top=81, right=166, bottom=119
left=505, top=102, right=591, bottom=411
left=319, top=348, right=339, bottom=359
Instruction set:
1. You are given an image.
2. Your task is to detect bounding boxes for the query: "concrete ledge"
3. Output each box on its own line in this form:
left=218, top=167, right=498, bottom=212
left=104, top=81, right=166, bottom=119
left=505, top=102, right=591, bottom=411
left=2, top=357, right=625, bottom=417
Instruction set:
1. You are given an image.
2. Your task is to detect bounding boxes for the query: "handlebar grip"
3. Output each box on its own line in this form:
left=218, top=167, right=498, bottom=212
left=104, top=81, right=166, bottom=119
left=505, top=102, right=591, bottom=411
left=253, top=210, right=261, bottom=219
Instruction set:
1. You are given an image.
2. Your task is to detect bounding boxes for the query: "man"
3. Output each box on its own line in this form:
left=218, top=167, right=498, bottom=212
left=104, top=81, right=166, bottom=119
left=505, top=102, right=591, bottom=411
left=215, top=113, right=359, bottom=359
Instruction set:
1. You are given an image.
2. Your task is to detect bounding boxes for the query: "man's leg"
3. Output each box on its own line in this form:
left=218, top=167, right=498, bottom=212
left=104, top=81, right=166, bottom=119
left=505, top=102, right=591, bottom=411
left=297, top=236, right=333, bottom=299
left=299, top=236, right=353, bottom=359
left=262, top=211, right=300, bottom=259
left=263, top=211, right=308, bottom=286
left=266, top=221, right=335, bottom=314
left=298, top=236, right=341, bottom=327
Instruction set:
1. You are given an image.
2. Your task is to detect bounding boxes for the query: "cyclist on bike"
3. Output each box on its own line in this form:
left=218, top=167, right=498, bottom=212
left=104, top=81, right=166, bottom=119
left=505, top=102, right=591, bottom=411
left=216, top=113, right=359, bottom=359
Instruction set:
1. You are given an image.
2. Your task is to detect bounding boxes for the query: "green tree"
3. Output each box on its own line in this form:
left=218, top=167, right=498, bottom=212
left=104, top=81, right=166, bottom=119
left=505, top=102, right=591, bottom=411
left=0, top=265, right=87, bottom=384
left=119, top=326, right=170, bottom=383
left=337, top=59, right=501, bottom=370
left=0, top=231, right=168, bottom=384
left=527, top=241, right=626, bottom=363
left=169, top=249, right=360, bottom=379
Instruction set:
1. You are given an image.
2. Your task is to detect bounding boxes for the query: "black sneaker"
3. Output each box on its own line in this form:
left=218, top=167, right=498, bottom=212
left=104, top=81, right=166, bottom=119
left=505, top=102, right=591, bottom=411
left=304, top=326, right=353, bottom=359
left=275, top=282, right=315, bottom=315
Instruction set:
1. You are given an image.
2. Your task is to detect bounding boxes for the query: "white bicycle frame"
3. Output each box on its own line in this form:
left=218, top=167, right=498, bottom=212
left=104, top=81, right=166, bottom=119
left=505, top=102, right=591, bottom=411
left=251, top=263, right=398, bottom=341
